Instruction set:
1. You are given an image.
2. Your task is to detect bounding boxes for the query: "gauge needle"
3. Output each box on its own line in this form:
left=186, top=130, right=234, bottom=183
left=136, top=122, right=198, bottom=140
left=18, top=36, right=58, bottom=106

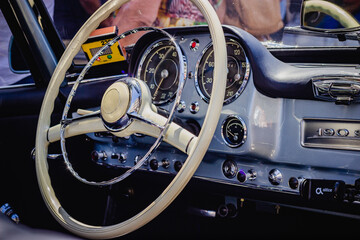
left=153, top=76, right=165, bottom=99
left=153, top=69, right=169, bottom=99
left=152, top=47, right=173, bottom=99
left=227, top=130, right=235, bottom=137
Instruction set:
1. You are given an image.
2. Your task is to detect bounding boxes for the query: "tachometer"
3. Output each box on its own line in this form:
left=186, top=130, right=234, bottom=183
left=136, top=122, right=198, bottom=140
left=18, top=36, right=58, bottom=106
left=137, top=40, right=182, bottom=105
left=195, top=38, right=249, bottom=104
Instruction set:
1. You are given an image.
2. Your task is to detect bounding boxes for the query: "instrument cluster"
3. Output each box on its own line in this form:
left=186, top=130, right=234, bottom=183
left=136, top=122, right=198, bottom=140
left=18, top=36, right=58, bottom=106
left=134, top=32, right=250, bottom=107
left=130, top=29, right=251, bottom=150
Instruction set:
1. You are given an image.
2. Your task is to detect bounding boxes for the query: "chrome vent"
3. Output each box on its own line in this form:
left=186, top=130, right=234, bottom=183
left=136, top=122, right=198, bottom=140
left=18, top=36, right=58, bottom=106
left=312, top=77, right=360, bottom=104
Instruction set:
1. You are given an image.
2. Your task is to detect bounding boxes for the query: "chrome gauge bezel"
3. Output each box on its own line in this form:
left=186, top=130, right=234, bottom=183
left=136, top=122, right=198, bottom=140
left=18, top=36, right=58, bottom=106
left=194, top=37, right=250, bottom=105
left=221, top=115, right=247, bottom=148
left=136, top=38, right=187, bottom=105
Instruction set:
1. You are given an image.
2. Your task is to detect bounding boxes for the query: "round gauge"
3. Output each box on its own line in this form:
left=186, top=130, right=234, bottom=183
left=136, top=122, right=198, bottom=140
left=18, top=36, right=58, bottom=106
left=221, top=116, right=247, bottom=148
left=137, top=40, right=182, bottom=105
left=195, top=38, right=249, bottom=104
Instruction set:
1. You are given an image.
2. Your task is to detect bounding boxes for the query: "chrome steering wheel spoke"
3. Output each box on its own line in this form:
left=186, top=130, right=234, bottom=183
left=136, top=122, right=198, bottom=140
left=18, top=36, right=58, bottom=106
left=127, top=112, right=165, bottom=131
left=58, top=27, right=186, bottom=186
left=61, top=109, right=101, bottom=126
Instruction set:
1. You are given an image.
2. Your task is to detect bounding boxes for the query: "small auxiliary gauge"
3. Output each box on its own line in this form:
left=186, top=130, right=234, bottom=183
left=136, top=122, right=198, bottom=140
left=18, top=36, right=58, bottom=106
left=81, top=26, right=126, bottom=66
left=221, top=115, right=247, bottom=148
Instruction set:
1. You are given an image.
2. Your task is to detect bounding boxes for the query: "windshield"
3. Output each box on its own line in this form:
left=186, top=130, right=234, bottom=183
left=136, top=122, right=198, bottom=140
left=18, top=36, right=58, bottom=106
left=1, top=0, right=359, bottom=87
left=54, top=0, right=359, bottom=49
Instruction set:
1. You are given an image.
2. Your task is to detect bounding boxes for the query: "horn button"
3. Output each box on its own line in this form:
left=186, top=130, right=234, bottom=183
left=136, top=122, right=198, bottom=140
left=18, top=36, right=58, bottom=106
left=100, top=79, right=141, bottom=131
left=101, top=82, right=130, bottom=124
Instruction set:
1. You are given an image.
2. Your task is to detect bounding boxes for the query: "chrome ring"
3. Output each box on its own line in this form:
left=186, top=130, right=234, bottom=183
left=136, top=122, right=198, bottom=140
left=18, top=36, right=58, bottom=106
left=194, top=37, right=250, bottom=105
left=221, top=115, right=247, bottom=148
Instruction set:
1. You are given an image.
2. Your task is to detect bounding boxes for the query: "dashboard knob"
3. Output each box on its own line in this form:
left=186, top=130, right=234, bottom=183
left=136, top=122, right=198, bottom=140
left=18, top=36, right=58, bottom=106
left=237, top=170, right=247, bottom=183
left=91, top=150, right=107, bottom=161
left=177, top=100, right=186, bottom=113
left=189, top=102, right=199, bottom=114
left=174, top=161, right=183, bottom=172
left=247, top=169, right=257, bottom=181
left=150, top=159, right=159, bottom=170
left=268, top=169, right=282, bottom=185
left=237, top=169, right=257, bottom=183
left=222, top=160, right=238, bottom=179
left=161, top=158, right=170, bottom=169
left=289, top=177, right=299, bottom=189
left=118, top=153, right=126, bottom=163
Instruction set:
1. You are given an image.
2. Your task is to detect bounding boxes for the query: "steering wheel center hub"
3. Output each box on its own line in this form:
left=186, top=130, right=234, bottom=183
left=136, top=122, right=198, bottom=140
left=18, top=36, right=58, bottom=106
left=101, top=82, right=130, bottom=124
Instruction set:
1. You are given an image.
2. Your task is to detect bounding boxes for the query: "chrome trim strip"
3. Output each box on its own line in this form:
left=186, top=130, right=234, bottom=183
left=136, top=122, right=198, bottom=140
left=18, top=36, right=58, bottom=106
left=0, top=83, right=35, bottom=90
left=127, top=112, right=165, bottom=130
left=193, top=175, right=299, bottom=195
left=67, top=73, right=128, bottom=85
left=301, top=118, right=360, bottom=151
left=0, top=74, right=128, bottom=90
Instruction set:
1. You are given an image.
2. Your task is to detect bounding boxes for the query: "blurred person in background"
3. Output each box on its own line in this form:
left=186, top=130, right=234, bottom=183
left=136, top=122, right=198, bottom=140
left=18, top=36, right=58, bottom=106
left=112, top=0, right=284, bottom=46
left=53, top=0, right=284, bottom=47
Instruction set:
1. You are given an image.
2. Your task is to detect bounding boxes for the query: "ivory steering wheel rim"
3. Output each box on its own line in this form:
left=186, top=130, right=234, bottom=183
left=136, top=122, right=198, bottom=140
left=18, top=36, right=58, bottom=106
left=35, top=0, right=227, bottom=239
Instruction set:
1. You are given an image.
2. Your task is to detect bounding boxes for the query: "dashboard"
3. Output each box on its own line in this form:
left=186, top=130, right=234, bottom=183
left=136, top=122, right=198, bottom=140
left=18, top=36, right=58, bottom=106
left=87, top=26, right=360, bottom=216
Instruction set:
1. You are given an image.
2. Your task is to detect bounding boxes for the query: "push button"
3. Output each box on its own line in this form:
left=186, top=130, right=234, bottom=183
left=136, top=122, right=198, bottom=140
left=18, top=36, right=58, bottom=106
left=189, top=102, right=199, bottom=114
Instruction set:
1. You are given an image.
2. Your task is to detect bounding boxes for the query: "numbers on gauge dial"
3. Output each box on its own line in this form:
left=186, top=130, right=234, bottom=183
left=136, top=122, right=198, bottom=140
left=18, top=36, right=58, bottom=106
left=137, top=40, right=180, bottom=105
left=196, top=38, right=249, bottom=104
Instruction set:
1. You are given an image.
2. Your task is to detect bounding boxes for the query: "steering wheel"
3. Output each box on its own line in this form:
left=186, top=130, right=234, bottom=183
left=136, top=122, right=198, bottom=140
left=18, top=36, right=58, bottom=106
left=303, top=0, right=360, bottom=29
left=35, top=0, right=227, bottom=239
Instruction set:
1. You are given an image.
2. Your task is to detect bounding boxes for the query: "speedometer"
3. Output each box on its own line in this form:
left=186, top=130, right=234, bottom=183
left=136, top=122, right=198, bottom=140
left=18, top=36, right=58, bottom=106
left=195, top=38, right=250, bottom=104
left=137, top=40, right=182, bottom=105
